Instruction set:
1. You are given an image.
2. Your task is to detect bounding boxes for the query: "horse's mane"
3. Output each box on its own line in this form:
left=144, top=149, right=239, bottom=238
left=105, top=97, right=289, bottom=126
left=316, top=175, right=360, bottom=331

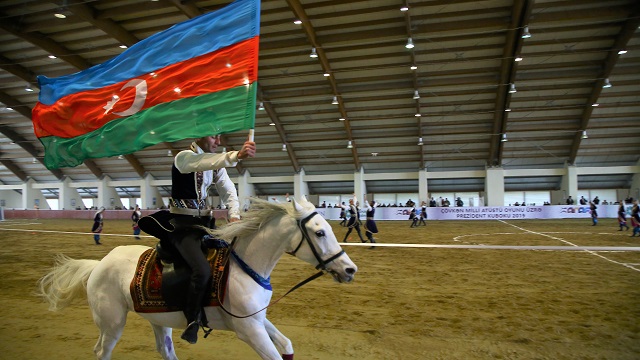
left=210, top=197, right=315, bottom=241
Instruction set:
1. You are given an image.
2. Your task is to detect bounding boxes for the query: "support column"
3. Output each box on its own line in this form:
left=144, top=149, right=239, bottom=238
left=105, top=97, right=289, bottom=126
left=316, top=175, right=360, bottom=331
left=98, top=176, right=122, bottom=209
left=59, top=177, right=82, bottom=210
left=561, top=163, right=578, bottom=203
left=419, top=168, right=428, bottom=204
left=141, top=173, right=163, bottom=209
left=354, top=166, right=366, bottom=202
left=485, top=167, right=505, bottom=206
left=237, top=170, right=255, bottom=211
left=293, top=168, right=309, bottom=200
left=630, top=159, right=640, bottom=201
left=22, top=178, right=49, bottom=209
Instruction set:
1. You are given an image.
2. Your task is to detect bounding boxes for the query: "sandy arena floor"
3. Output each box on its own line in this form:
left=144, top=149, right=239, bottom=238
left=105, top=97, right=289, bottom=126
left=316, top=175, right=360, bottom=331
left=0, top=217, right=639, bottom=359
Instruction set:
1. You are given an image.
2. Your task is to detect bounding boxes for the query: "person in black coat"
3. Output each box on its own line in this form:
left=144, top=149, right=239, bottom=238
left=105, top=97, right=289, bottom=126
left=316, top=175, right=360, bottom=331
left=91, top=207, right=105, bottom=245
left=363, top=196, right=378, bottom=246
left=342, top=194, right=365, bottom=243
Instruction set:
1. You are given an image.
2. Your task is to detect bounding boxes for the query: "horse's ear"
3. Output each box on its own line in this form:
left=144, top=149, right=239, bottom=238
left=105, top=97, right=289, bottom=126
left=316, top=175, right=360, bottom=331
left=292, top=197, right=305, bottom=214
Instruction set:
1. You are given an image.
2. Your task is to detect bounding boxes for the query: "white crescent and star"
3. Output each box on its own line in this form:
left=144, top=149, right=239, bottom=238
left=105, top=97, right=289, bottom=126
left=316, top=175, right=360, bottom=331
left=103, top=79, right=148, bottom=117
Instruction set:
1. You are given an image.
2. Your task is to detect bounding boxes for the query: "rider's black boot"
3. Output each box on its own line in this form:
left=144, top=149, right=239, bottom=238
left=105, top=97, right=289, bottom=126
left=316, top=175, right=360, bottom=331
left=181, top=289, right=203, bottom=344
left=181, top=320, right=199, bottom=344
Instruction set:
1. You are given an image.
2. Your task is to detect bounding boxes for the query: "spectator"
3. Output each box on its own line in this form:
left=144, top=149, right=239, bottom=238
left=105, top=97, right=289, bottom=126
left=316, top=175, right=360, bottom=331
left=131, top=204, right=141, bottom=240
left=566, top=196, right=575, bottom=205
left=590, top=201, right=598, bottom=226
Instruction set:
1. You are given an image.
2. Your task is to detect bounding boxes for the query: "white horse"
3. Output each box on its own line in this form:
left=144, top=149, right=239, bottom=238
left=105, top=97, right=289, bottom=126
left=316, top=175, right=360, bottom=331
left=38, top=197, right=357, bottom=360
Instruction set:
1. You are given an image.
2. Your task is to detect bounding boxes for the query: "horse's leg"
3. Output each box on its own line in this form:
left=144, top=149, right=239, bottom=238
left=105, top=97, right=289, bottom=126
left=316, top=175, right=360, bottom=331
left=234, top=319, right=283, bottom=360
left=90, top=302, right=126, bottom=360
left=151, top=324, right=178, bottom=360
left=264, top=318, right=294, bottom=359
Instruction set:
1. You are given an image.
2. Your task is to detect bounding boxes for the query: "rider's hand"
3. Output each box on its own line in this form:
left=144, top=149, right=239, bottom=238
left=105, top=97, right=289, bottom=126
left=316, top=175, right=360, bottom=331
left=238, top=134, right=256, bottom=160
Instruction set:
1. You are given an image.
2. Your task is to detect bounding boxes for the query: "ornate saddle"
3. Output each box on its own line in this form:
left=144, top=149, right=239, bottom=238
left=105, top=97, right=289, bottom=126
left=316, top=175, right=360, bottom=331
left=130, top=210, right=229, bottom=313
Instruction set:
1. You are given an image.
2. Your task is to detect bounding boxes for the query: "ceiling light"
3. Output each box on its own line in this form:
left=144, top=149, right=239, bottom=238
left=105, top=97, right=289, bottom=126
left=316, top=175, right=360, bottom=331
left=501, top=133, right=508, bottom=142
left=514, top=56, right=523, bottom=62
left=323, top=73, right=330, bottom=77
left=258, top=101, right=265, bottom=110
left=119, top=45, right=127, bottom=49
left=310, top=47, right=318, bottom=58
left=347, top=140, right=353, bottom=149
left=413, top=90, right=420, bottom=100
left=371, top=152, right=378, bottom=157
left=591, top=103, right=599, bottom=107
left=339, top=117, right=345, bottom=121
left=282, top=144, right=287, bottom=151
left=54, top=2, right=69, bottom=19
left=505, top=108, right=511, bottom=112
left=269, top=121, right=275, bottom=126
left=415, top=113, right=421, bottom=117
left=25, top=84, right=34, bottom=92
left=32, top=157, right=37, bottom=163
left=400, top=5, right=409, bottom=11
left=293, top=19, right=302, bottom=25
left=332, top=96, right=339, bottom=105
left=410, top=64, right=418, bottom=70
left=221, top=147, right=226, bottom=153
left=118, top=155, right=124, bottom=160
left=48, top=55, right=57, bottom=59
left=417, top=137, right=424, bottom=146
left=508, top=83, right=517, bottom=93
left=618, top=49, right=627, bottom=55
left=581, top=130, right=588, bottom=139
left=405, top=37, right=415, bottom=49
left=521, top=26, right=531, bottom=39
left=602, top=78, right=612, bottom=88
left=167, top=150, right=172, bottom=157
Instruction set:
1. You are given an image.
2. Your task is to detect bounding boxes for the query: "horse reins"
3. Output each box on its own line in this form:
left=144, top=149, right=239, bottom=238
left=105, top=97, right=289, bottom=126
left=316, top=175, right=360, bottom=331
left=211, top=212, right=345, bottom=320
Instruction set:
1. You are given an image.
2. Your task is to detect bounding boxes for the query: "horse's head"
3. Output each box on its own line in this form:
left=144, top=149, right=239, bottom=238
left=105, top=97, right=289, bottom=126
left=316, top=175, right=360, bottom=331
left=288, top=197, right=357, bottom=283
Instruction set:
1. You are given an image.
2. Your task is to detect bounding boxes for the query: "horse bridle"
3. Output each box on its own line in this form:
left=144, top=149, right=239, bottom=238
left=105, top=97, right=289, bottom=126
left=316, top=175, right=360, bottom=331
left=211, top=211, right=345, bottom=322
left=288, top=211, right=345, bottom=271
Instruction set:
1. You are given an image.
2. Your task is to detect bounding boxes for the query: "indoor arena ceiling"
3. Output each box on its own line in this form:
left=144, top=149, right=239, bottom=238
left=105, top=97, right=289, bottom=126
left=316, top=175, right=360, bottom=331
left=0, top=0, right=639, bottom=197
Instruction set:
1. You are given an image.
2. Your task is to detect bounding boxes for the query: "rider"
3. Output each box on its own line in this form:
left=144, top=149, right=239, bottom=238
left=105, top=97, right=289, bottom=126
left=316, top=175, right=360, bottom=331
left=170, top=134, right=255, bottom=344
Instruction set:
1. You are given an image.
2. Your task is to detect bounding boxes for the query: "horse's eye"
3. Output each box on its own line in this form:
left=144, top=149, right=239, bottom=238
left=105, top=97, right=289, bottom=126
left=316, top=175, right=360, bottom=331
left=315, top=230, right=325, bottom=237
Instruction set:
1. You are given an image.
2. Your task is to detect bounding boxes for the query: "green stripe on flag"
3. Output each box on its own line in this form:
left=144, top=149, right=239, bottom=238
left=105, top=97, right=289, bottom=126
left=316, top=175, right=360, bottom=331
left=40, top=83, right=257, bottom=169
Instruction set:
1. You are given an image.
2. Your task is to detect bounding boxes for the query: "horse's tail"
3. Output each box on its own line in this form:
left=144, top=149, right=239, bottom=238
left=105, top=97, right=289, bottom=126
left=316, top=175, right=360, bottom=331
left=37, top=254, right=99, bottom=311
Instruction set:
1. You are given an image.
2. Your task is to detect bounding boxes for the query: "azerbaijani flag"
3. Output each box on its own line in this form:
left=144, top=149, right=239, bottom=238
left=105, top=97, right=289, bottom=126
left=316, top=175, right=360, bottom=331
left=32, top=0, right=259, bottom=169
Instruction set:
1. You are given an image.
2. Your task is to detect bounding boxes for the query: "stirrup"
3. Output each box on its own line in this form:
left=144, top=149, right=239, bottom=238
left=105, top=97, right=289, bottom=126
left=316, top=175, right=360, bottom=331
left=181, top=321, right=200, bottom=344
left=202, top=324, right=213, bottom=339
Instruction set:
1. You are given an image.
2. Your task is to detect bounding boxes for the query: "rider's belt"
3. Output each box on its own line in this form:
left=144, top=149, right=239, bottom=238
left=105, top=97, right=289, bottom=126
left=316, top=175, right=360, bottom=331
left=169, top=198, right=209, bottom=217
left=366, top=217, right=374, bottom=220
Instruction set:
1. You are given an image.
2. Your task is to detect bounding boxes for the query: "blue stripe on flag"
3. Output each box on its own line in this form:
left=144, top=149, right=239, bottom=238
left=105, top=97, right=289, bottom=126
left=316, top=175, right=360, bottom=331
left=37, top=0, right=259, bottom=105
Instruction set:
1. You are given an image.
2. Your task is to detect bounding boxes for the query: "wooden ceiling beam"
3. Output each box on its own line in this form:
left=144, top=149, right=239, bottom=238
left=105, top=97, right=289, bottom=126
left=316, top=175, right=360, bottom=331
left=286, top=0, right=360, bottom=170
left=568, top=6, right=640, bottom=164
left=487, top=0, right=534, bottom=167
left=66, top=0, right=140, bottom=47
left=258, top=86, right=300, bottom=173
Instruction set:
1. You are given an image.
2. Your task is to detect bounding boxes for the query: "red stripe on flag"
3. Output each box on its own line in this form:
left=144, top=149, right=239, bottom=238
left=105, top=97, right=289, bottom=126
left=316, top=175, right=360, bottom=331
left=33, top=36, right=259, bottom=139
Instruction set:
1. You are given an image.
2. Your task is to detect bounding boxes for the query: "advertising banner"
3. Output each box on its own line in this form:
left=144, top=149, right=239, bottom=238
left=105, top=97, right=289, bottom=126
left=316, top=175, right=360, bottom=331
left=315, top=205, right=627, bottom=221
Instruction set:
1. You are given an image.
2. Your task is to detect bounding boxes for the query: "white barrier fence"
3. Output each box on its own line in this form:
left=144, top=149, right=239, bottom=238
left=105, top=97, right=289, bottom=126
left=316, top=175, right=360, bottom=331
left=314, top=205, right=630, bottom=221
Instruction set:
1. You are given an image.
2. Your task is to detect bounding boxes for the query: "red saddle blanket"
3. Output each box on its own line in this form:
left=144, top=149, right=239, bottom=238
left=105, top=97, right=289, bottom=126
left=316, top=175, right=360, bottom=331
left=130, top=247, right=229, bottom=313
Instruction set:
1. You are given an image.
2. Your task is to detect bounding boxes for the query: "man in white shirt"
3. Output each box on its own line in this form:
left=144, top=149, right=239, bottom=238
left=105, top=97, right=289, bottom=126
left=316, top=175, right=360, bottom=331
left=170, top=134, right=255, bottom=344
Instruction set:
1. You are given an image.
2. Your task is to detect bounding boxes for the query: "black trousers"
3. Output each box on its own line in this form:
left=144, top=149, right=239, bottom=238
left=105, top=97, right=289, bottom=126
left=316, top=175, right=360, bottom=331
left=170, top=215, right=212, bottom=323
